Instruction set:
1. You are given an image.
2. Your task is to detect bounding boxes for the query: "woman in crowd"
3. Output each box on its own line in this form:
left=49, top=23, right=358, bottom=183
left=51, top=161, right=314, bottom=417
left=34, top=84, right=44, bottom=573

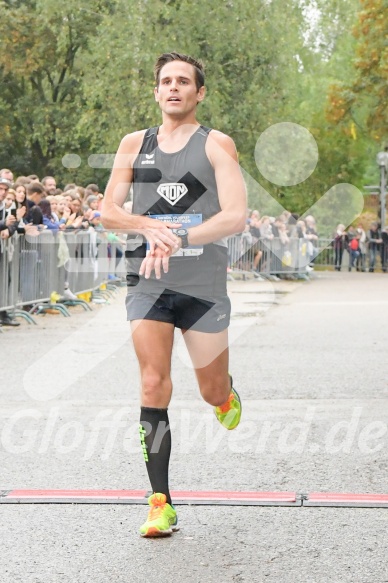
left=46, top=196, right=60, bottom=221
left=333, top=224, right=347, bottom=271
left=67, top=192, right=83, bottom=217
left=13, top=184, right=29, bottom=231
left=14, top=181, right=27, bottom=202
left=38, top=199, right=65, bottom=231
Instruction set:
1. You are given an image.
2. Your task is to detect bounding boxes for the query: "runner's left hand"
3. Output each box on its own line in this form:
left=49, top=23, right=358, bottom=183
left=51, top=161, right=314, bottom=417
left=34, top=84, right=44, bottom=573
left=139, top=246, right=172, bottom=280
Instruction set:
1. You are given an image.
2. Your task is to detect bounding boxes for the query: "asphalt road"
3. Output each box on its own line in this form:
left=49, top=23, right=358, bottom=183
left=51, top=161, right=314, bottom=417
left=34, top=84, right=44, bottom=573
left=1, top=271, right=387, bottom=583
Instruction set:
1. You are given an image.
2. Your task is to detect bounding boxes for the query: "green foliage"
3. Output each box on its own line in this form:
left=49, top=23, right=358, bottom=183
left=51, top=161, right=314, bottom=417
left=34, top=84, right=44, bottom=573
left=0, top=0, right=111, bottom=179
left=327, top=0, right=388, bottom=142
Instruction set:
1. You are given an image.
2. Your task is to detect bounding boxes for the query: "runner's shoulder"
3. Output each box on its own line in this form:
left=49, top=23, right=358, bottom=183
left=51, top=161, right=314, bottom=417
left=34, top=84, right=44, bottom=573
left=206, top=129, right=238, bottom=159
left=119, top=129, right=148, bottom=152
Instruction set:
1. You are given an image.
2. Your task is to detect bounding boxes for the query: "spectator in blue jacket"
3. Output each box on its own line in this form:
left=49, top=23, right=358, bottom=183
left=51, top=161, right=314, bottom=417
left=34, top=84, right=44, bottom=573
left=38, top=199, right=66, bottom=231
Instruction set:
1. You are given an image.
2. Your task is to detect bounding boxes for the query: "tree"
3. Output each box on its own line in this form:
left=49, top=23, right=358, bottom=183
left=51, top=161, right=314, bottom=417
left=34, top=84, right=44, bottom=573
left=327, top=0, right=388, bottom=141
left=0, top=0, right=114, bottom=178
left=79, top=0, right=307, bottom=205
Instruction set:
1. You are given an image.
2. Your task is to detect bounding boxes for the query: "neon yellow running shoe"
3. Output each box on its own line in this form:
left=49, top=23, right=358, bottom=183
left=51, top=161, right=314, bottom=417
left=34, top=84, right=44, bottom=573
left=139, top=493, right=179, bottom=538
left=214, top=375, right=242, bottom=430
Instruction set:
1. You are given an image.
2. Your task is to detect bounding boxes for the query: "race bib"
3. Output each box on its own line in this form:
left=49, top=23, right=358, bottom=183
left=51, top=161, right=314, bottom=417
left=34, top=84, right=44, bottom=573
left=147, top=214, right=204, bottom=257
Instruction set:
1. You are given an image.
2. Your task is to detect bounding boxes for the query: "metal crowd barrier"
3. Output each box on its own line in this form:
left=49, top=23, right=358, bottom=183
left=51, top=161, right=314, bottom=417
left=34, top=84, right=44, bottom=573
left=0, top=231, right=125, bottom=316
left=0, top=237, right=20, bottom=311
left=228, top=235, right=388, bottom=274
left=227, top=235, right=312, bottom=277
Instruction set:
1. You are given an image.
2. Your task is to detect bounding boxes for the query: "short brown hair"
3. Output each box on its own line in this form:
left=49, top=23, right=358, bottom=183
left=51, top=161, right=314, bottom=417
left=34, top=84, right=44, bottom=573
left=154, top=52, right=205, bottom=91
left=27, top=182, right=45, bottom=196
left=86, top=183, right=100, bottom=193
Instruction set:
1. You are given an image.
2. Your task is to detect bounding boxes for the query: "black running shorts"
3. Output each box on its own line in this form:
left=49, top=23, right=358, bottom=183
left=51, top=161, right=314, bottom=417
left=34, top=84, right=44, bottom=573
left=125, top=290, right=231, bottom=333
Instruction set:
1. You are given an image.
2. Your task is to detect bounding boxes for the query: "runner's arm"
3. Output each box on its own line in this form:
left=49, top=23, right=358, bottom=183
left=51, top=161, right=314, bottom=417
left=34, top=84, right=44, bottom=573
left=101, top=132, right=180, bottom=252
left=182, top=131, right=247, bottom=247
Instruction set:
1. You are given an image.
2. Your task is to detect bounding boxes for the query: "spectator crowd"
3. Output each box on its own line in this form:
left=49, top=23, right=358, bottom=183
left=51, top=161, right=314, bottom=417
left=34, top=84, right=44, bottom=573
left=0, top=167, right=127, bottom=327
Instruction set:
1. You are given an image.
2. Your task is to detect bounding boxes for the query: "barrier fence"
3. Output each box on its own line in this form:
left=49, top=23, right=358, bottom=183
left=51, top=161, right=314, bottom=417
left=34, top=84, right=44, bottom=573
left=0, top=231, right=125, bottom=316
left=227, top=235, right=388, bottom=275
left=1, top=232, right=387, bottom=317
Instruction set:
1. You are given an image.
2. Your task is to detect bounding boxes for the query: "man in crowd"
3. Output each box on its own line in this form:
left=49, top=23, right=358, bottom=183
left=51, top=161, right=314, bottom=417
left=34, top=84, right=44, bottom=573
left=25, top=182, right=46, bottom=222
left=0, top=168, right=14, bottom=183
left=368, top=221, right=383, bottom=272
left=42, top=176, right=57, bottom=195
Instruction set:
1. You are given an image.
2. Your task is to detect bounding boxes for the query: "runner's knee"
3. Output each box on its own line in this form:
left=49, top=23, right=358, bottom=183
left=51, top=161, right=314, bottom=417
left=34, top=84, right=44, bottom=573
left=199, top=374, right=230, bottom=406
left=141, top=371, right=172, bottom=404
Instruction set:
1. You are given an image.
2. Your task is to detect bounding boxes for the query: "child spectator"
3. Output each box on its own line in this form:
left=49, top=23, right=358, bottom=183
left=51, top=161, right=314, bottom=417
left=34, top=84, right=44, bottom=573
left=3, top=188, right=16, bottom=215
left=356, top=224, right=367, bottom=272
left=84, top=195, right=100, bottom=212
left=85, top=184, right=103, bottom=209
left=346, top=226, right=360, bottom=271
left=56, top=196, right=71, bottom=221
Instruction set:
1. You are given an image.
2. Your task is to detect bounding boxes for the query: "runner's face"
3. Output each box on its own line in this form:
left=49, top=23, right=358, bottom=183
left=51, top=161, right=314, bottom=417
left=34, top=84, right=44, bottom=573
left=155, top=61, right=205, bottom=116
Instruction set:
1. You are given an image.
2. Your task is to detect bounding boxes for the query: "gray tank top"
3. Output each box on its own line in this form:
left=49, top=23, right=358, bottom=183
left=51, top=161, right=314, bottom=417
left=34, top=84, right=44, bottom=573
left=127, top=125, right=228, bottom=297
left=133, top=125, right=222, bottom=220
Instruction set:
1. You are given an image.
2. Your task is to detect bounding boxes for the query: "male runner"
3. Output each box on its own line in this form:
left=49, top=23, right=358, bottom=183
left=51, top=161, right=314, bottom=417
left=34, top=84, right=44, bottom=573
left=101, top=52, right=247, bottom=537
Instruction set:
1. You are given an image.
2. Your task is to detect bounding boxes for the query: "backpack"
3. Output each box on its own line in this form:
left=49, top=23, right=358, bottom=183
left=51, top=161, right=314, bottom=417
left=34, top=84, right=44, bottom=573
left=349, top=238, right=359, bottom=251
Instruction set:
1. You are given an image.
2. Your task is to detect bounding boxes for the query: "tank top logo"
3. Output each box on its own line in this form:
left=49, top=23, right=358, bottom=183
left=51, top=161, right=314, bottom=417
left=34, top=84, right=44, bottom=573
left=157, top=183, right=188, bottom=206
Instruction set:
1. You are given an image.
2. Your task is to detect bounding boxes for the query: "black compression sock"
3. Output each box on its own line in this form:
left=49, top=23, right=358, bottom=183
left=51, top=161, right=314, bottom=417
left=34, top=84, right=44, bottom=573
left=139, top=407, right=172, bottom=505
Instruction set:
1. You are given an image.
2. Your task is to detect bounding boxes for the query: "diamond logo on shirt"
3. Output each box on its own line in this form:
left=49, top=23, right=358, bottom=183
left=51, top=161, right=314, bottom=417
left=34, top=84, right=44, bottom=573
left=157, top=183, right=188, bottom=206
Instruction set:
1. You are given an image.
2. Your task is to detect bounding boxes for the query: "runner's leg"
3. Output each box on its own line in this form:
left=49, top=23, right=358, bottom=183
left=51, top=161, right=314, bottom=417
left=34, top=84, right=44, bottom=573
left=131, top=319, right=174, bottom=503
left=182, top=328, right=230, bottom=406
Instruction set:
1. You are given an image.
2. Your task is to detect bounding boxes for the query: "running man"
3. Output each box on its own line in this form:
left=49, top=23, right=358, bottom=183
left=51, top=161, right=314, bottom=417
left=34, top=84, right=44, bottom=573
left=101, top=52, right=247, bottom=537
